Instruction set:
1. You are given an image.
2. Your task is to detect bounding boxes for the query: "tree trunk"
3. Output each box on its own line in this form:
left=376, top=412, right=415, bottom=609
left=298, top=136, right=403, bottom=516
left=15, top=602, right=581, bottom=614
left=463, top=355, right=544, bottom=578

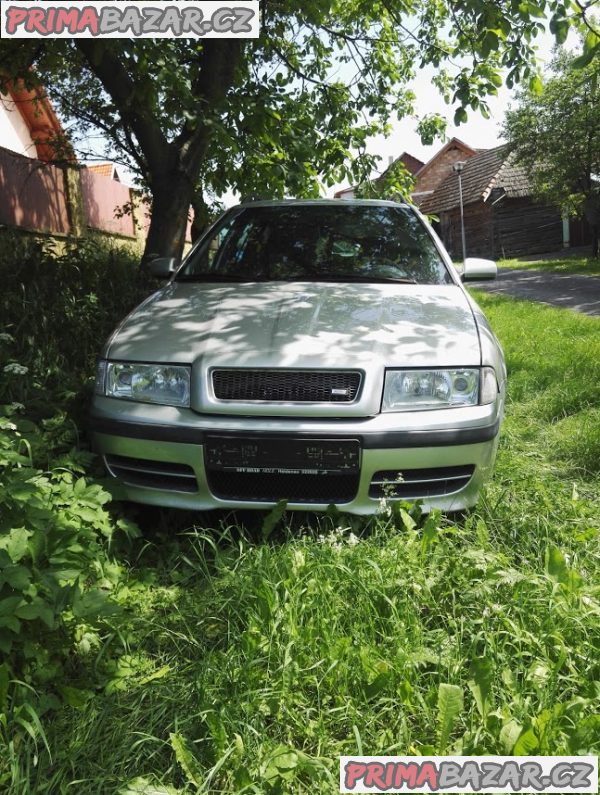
left=191, top=192, right=212, bottom=243
left=142, top=173, right=195, bottom=263
left=583, top=194, right=600, bottom=258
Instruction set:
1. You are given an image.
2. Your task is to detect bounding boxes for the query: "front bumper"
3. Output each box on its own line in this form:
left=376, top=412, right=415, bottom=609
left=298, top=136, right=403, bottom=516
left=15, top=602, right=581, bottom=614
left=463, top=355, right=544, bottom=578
left=90, top=398, right=503, bottom=514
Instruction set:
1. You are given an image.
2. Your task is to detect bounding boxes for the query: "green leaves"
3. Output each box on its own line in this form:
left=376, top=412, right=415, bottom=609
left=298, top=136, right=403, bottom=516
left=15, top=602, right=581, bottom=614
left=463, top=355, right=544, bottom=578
left=0, top=527, right=31, bottom=563
left=170, top=732, right=204, bottom=788
left=262, top=499, right=288, bottom=541
left=0, top=401, right=134, bottom=723
left=468, top=657, right=495, bottom=720
left=573, top=32, right=600, bottom=70
left=549, top=14, right=569, bottom=46
left=545, top=546, right=583, bottom=593
left=437, top=683, right=464, bottom=753
left=454, top=107, right=468, bottom=126
left=502, top=46, right=600, bottom=233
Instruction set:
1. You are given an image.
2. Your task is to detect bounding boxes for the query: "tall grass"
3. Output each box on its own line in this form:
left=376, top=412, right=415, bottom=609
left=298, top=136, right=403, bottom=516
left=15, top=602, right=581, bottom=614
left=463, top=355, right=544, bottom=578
left=8, top=292, right=598, bottom=794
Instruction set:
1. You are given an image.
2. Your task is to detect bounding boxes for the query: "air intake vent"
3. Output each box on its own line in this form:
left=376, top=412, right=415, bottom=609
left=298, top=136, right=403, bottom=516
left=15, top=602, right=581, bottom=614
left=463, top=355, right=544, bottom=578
left=207, top=470, right=359, bottom=504
left=212, top=369, right=362, bottom=402
left=369, top=465, right=475, bottom=499
left=105, top=454, right=198, bottom=493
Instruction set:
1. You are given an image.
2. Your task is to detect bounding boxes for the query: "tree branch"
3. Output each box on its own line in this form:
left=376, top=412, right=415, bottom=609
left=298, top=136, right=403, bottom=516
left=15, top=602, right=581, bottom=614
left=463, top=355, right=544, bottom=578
left=75, top=40, right=170, bottom=177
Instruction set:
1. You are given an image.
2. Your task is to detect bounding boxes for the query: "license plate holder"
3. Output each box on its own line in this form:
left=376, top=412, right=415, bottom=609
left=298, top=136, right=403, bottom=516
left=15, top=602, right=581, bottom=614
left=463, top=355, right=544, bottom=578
left=204, top=436, right=360, bottom=476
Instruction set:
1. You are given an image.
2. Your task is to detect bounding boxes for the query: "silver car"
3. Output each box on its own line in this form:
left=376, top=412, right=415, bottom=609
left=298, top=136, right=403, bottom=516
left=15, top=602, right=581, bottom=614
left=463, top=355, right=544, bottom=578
left=91, top=200, right=505, bottom=514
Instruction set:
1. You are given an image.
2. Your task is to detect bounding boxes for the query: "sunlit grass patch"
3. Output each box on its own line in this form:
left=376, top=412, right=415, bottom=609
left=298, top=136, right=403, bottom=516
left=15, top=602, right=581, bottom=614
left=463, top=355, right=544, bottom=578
left=499, top=255, right=600, bottom=277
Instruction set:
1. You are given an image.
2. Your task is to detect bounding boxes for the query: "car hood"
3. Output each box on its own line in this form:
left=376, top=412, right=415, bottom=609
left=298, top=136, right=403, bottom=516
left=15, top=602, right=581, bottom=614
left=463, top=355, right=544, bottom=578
left=107, top=281, right=481, bottom=369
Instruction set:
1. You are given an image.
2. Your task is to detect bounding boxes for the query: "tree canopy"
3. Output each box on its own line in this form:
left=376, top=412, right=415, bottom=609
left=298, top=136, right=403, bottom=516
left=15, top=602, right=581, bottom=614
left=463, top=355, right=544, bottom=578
left=1, top=0, right=598, bottom=260
left=503, top=47, right=600, bottom=256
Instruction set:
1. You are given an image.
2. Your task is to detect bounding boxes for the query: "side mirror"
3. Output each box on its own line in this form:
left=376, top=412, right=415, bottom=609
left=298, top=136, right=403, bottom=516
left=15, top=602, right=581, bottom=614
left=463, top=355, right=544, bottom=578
left=146, top=257, right=179, bottom=279
left=461, top=257, right=497, bottom=282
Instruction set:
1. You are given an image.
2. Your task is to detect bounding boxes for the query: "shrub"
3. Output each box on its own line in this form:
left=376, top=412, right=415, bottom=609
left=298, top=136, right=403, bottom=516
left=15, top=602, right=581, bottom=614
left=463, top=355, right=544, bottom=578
left=0, top=233, right=152, bottom=419
left=0, top=401, right=139, bottom=781
left=0, top=235, right=148, bottom=786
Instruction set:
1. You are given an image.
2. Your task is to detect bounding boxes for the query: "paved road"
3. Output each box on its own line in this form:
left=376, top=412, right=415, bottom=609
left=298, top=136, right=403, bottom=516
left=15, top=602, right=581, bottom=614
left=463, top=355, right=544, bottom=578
left=471, top=268, right=600, bottom=317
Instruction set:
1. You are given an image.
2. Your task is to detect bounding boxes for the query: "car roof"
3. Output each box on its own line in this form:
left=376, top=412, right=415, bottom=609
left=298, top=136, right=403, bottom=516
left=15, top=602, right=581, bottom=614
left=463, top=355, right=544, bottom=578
left=234, top=198, right=411, bottom=209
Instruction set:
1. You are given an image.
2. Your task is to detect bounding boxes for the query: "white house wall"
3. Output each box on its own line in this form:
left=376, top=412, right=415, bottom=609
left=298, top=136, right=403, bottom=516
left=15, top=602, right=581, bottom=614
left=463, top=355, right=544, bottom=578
left=0, top=94, right=36, bottom=157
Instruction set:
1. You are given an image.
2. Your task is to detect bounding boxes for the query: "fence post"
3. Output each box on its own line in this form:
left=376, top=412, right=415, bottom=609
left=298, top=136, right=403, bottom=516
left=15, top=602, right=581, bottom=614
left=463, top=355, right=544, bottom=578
left=64, top=164, right=85, bottom=238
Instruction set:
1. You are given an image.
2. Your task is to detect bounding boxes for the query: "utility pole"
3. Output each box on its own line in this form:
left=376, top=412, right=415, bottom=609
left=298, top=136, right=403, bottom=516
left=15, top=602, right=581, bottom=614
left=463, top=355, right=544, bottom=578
left=453, top=161, right=467, bottom=266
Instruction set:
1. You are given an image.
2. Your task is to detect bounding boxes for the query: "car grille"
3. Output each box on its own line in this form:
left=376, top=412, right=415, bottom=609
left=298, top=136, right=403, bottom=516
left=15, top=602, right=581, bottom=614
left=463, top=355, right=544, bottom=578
left=206, top=470, right=359, bottom=504
left=212, top=369, right=362, bottom=402
left=369, top=465, right=475, bottom=499
left=105, top=454, right=198, bottom=493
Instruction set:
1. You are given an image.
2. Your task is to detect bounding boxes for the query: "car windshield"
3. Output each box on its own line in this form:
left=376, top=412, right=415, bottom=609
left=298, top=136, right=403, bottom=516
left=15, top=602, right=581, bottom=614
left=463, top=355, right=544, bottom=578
left=177, top=204, right=452, bottom=285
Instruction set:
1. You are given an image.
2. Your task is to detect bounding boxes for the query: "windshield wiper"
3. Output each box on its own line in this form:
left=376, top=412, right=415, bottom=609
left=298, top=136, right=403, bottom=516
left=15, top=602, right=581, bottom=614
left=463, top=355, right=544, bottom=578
left=176, top=274, right=247, bottom=282
left=313, top=275, right=418, bottom=284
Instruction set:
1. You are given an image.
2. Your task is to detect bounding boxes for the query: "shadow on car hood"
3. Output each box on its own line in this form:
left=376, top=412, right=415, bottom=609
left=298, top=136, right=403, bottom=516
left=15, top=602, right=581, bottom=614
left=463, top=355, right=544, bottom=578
left=106, top=281, right=480, bottom=368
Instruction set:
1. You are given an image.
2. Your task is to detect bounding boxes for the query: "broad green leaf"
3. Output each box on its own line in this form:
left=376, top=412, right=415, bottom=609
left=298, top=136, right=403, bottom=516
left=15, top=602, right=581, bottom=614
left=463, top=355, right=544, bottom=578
left=15, top=599, right=54, bottom=628
left=365, top=671, right=391, bottom=699
left=454, top=107, right=468, bottom=126
left=481, top=30, right=499, bottom=59
left=0, top=527, right=31, bottom=563
left=59, top=685, right=95, bottom=709
left=262, top=499, right=288, bottom=541
left=529, top=75, right=543, bottom=95
left=2, top=564, right=31, bottom=590
left=550, top=16, right=569, bottom=45
left=545, top=547, right=582, bottom=592
left=0, top=597, right=23, bottom=617
left=513, top=725, right=540, bottom=754
left=500, top=719, right=522, bottom=754
left=0, top=631, right=13, bottom=654
left=468, top=657, right=494, bottom=719
left=137, top=665, right=170, bottom=685
left=573, top=48, right=597, bottom=70
left=263, top=745, right=300, bottom=782
left=120, top=778, right=183, bottom=795
left=72, top=588, right=119, bottom=619
left=170, top=732, right=203, bottom=787
left=437, top=683, right=464, bottom=753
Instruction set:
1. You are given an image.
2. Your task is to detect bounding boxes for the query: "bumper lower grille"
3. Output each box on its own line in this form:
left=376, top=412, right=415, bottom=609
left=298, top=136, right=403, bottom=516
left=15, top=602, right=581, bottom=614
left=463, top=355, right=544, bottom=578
left=369, top=465, right=475, bottom=499
left=206, top=470, right=359, bottom=504
left=212, top=369, right=361, bottom=402
left=105, top=454, right=198, bottom=493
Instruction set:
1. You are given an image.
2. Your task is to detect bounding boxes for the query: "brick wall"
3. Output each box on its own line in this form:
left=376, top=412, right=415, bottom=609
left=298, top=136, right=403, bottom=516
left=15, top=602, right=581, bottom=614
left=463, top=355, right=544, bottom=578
left=415, top=145, right=477, bottom=195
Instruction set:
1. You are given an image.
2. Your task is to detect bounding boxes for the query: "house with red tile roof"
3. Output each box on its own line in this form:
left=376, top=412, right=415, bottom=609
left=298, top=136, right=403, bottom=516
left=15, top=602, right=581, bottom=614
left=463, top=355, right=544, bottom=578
left=86, top=162, right=122, bottom=181
left=333, top=138, right=478, bottom=204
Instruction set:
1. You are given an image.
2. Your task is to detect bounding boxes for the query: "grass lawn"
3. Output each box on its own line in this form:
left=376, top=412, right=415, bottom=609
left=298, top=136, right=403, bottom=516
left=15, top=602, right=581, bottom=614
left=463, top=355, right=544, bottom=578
left=498, top=254, right=600, bottom=277
left=13, top=294, right=600, bottom=794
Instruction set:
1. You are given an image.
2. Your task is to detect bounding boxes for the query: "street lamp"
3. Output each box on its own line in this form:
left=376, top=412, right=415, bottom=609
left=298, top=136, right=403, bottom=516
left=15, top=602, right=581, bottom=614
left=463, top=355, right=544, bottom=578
left=452, top=160, right=467, bottom=266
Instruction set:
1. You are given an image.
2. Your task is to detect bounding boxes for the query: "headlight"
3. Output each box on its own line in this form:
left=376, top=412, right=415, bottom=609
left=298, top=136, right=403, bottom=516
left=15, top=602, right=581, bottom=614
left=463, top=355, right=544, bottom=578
left=382, top=367, right=497, bottom=412
left=95, top=360, right=191, bottom=407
